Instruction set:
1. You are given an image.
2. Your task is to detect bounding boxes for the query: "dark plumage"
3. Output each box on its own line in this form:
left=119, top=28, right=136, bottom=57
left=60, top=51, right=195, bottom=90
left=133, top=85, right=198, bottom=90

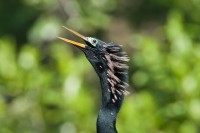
left=58, top=27, right=129, bottom=133
left=104, top=43, right=129, bottom=103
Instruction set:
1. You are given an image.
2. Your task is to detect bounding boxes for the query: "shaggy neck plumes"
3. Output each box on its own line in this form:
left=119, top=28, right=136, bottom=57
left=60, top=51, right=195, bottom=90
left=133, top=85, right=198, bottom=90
left=96, top=43, right=129, bottom=133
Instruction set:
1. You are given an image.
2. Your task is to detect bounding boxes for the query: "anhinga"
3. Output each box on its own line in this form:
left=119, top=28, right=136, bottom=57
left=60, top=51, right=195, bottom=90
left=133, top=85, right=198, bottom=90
left=58, top=27, right=129, bottom=133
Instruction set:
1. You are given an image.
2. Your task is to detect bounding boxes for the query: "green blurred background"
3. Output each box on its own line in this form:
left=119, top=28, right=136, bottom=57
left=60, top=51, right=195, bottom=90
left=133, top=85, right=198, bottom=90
left=0, top=0, right=200, bottom=133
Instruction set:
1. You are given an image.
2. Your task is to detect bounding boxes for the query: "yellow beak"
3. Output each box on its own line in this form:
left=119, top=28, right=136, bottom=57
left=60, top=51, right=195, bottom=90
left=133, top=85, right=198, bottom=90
left=57, top=26, right=87, bottom=48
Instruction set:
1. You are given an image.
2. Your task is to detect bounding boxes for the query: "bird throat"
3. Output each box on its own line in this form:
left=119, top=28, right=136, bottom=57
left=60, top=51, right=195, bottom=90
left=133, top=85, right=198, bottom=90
left=96, top=73, right=124, bottom=133
left=97, top=107, right=118, bottom=133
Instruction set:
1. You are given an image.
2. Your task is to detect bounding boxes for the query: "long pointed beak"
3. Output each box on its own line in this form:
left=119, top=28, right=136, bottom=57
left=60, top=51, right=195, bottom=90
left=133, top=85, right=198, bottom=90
left=57, top=26, right=87, bottom=48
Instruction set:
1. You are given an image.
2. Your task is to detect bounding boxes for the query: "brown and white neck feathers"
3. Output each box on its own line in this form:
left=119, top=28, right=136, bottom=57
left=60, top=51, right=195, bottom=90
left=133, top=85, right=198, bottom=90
left=104, top=43, right=130, bottom=103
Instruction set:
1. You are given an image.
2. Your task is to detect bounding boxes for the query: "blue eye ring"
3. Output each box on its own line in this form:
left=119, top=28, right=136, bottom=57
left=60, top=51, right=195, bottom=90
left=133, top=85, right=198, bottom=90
left=88, top=37, right=98, bottom=47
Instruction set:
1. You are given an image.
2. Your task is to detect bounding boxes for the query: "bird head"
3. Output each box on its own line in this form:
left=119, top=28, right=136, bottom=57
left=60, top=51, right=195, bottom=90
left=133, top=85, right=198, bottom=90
left=57, top=27, right=108, bottom=74
left=58, top=27, right=129, bottom=103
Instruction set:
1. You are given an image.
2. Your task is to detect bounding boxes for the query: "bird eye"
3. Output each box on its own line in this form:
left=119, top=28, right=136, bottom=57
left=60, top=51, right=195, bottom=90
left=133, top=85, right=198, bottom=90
left=93, top=40, right=97, bottom=43
left=88, top=37, right=98, bottom=47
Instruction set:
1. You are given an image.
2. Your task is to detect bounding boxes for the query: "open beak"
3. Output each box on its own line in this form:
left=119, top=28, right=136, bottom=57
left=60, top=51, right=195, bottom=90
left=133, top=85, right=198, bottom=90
left=57, top=26, right=87, bottom=48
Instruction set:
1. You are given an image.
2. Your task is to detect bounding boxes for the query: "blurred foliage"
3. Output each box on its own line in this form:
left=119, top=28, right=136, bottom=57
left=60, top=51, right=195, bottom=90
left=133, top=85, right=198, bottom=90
left=0, top=0, right=200, bottom=133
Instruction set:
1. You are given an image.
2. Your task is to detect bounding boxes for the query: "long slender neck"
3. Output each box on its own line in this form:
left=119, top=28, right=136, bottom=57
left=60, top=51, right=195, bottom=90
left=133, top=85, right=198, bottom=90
left=96, top=74, right=124, bottom=133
